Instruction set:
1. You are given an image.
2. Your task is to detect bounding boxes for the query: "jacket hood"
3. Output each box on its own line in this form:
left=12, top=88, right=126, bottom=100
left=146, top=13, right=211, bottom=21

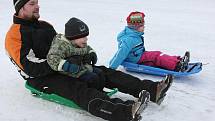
left=117, top=26, right=144, bottom=42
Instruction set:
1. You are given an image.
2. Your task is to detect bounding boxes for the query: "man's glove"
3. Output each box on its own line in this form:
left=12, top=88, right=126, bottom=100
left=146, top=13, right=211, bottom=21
left=62, top=61, right=80, bottom=74
left=83, top=52, right=97, bottom=65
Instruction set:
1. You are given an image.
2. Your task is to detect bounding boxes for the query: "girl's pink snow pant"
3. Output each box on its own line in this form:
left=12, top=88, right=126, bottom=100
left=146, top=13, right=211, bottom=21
left=138, top=51, right=180, bottom=70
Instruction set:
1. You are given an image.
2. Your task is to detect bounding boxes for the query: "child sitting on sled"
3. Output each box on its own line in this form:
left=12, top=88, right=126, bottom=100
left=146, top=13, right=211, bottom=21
left=47, top=17, right=104, bottom=90
left=109, top=11, right=190, bottom=72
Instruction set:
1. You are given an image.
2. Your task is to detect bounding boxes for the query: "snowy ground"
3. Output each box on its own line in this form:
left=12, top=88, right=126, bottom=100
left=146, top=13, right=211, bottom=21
left=1, top=0, right=215, bottom=121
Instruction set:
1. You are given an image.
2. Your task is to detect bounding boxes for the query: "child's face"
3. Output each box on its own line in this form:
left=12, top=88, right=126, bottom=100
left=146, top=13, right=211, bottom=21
left=73, top=36, right=88, bottom=48
left=136, top=25, right=145, bottom=32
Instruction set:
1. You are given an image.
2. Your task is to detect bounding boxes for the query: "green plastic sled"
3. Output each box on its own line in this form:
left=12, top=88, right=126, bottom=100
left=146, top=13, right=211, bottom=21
left=25, top=81, right=118, bottom=109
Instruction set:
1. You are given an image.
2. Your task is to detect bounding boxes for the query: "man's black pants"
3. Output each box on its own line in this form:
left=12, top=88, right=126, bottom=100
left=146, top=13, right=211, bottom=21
left=27, top=66, right=157, bottom=121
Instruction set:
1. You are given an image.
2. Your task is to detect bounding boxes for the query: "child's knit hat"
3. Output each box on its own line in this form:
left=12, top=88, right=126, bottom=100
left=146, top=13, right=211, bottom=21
left=126, top=11, right=145, bottom=29
left=65, top=17, right=89, bottom=40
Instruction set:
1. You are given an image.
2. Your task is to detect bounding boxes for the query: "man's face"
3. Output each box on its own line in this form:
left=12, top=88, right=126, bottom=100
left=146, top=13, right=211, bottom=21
left=19, top=0, right=40, bottom=20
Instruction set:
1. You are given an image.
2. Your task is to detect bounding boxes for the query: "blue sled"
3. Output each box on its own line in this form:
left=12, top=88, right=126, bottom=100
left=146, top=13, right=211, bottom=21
left=121, top=62, right=202, bottom=77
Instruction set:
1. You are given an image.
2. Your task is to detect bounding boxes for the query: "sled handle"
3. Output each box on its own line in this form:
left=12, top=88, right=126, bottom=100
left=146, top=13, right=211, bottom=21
left=106, top=88, right=118, bottom=96
left=187, top=63, right=201, bottom=72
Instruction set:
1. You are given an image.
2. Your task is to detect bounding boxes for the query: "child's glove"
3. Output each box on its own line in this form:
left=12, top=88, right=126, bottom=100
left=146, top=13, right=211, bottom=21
left=62, top=61, right=80, bottom=73
left=83, top=51, right=97, bottom=66
left=66, top=55, right=83, bottom=65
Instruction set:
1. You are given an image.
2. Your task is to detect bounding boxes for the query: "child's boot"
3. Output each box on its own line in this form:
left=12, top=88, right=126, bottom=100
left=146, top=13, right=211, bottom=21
left=175, top=51, right=190, bottom=72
